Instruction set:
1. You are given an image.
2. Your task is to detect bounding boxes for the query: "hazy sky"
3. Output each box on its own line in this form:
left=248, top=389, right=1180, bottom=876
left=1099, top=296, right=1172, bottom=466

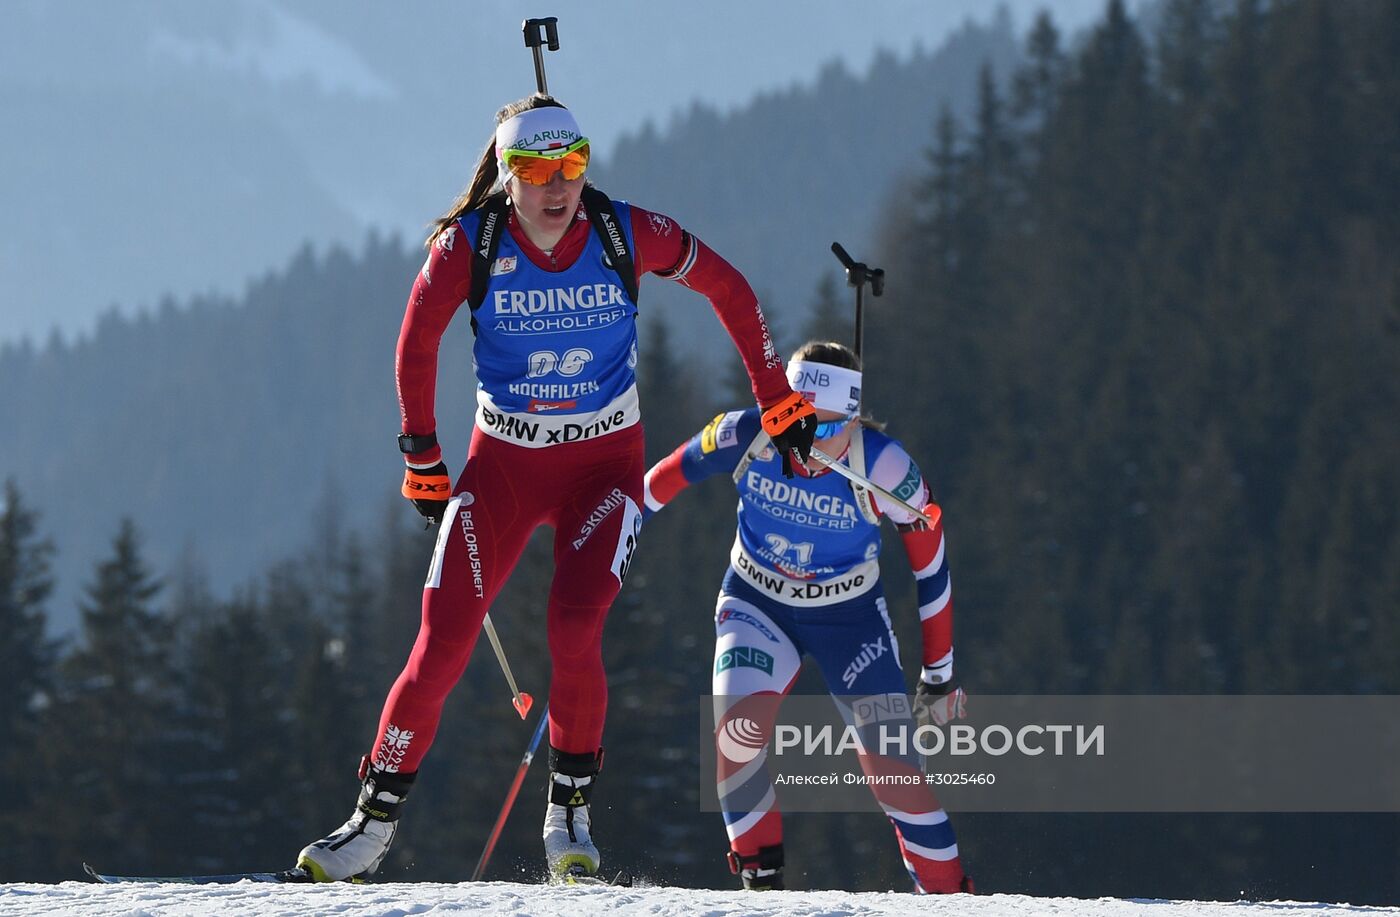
left=353, top=1, right=1111, bottom=153
left=1, top=1, right=1110, bottom=346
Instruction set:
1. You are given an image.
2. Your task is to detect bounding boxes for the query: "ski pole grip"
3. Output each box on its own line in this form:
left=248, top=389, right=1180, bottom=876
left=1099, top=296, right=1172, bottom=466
left=523, top=18, right=560, bottom=95
left=523, top=17, right=559, bottom=49
left=831, top=241, right=870, bottom=288
left=832, top=242, right=886, bottom=294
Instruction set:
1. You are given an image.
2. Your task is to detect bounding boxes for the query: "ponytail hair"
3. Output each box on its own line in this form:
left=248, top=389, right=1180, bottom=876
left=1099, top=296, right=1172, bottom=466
left=424, top=94, right=570, bottom=248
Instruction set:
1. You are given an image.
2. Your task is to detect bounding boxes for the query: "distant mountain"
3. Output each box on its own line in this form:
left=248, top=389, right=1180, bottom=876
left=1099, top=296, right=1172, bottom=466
left=1, top=2, right=1041, bottom=349
left=1, top=2, right=405, bottom=344
left=0, top=16, right=1020, bottom=632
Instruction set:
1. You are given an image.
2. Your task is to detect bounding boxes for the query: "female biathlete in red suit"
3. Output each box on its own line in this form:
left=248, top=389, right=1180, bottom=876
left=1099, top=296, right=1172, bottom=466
left=295, top=96, right=818, bottom=882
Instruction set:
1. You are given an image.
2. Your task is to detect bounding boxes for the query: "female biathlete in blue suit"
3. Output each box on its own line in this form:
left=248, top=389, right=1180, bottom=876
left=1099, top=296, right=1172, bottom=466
left=644, top=340, right=971, bottom=893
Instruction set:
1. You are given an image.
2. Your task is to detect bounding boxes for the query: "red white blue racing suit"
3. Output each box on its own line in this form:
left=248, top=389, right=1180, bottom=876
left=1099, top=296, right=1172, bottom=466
left=644, top=408, right=965, bottom=893
left=378, top=198, right=792, bottom=775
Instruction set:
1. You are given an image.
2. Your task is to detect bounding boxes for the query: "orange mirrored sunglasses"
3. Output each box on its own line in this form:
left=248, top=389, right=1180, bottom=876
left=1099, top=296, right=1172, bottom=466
left=501, top=138, right=590, bottom=186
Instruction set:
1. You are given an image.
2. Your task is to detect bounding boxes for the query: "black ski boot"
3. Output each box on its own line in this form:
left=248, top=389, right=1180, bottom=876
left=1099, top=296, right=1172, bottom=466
left=728, top=843, right=784, bottom=890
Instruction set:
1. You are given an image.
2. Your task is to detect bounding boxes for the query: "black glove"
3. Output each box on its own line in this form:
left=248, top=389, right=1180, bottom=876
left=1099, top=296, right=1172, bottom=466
left=914, top=675, right=968, bottom=728
left=760, top=393, right=818, bottom=478
left=401, top=462, right=451, bottom=524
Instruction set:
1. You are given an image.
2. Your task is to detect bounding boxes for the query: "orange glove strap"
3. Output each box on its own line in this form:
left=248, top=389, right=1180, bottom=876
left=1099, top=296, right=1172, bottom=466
left=760, top=391, right=816, bottom=436
left=402, top=468, right=451, bottom=501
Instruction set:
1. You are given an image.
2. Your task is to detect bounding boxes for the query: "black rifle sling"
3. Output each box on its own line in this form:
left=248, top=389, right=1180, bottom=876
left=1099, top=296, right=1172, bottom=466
left=580, top=186, right=640, bottom=306
left=467, top=193, right=511, bottom=333
left=465, top=188, right=639, bottom=334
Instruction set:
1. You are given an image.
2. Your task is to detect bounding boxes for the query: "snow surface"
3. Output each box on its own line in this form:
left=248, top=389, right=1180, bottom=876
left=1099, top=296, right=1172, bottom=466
left=2, top=881, right=1395, bottom=917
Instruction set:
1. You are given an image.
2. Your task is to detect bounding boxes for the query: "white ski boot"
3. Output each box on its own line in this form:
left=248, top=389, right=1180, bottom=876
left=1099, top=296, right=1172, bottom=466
left=542, top=747, right=602, bottom=878
left=297, top=759, right=415, bottom=882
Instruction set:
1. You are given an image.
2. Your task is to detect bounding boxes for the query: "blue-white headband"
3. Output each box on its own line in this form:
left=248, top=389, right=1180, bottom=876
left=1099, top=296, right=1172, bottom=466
left=786, top=360, right=862, bottom=415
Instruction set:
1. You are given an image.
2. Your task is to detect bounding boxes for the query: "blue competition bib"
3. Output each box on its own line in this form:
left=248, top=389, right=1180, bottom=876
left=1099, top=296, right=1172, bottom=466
left=460, top=204, right=639, bottom=416
left=735, top=443, right=881, bottom=583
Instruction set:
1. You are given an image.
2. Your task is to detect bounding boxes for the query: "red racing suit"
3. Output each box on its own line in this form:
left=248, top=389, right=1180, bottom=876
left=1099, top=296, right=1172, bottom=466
left=369, top=198, right=792, bottom=774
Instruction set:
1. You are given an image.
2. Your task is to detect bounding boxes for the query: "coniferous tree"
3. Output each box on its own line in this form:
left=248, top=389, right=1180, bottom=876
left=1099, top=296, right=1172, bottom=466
left=1011, top=11, right=1064, bottom=132
left=968, top=62, right=1018, bottom=233
left=180, top=592, right=305, bottom=869
left=287, top=611, right=355, bottom=839
left=332, top=533, right=379, bottom=710
left=802, top=272, right=855, bottom=347
left=0, top=479, right=58, bottom=880
left=36, top=519, right=179, bottom=876
left=0, top=479, right=56, bottom=753
left=1356, top=0, right=1400, bottom=238
left=638, top=315, right=701, bottom=461
left=1260, top=0, right=1349, bottom=262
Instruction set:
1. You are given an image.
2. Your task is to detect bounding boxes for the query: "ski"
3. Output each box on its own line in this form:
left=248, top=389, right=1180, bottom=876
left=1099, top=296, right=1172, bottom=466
left=84, top=860, right=634, bottom=887
left=548, top=864, right=633, bottom=887
left=83, top=862, right=332, bottom=885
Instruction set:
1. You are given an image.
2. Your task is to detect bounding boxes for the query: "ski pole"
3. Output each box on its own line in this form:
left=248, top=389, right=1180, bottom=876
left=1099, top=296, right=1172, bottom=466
left=807, top=446, right=936, bottom=526
left=472, top=702, right=551, bottom=881
left=482, top=613, right=534, bottom=719
left=522, top=18, right=560, bottom=95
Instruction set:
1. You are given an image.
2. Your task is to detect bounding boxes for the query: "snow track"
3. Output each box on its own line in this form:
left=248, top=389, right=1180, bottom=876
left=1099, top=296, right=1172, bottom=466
left=3, top=881, right=1395, bottom=917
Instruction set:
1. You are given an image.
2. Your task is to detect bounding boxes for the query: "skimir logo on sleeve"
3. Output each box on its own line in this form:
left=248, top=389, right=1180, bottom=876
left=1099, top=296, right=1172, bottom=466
left=491, top=283, right=630, bottom=335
